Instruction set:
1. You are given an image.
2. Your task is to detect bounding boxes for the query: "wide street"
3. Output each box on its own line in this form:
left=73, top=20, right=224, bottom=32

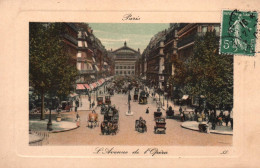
left=44, top=86, right=232, bottom=146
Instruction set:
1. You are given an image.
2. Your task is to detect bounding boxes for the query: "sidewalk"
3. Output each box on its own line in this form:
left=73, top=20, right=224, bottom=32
left=149, top=90, right=233, bottom=135
left=181, top=121, right=233, bottom=135
left=29, top=119, right=79, bottom=133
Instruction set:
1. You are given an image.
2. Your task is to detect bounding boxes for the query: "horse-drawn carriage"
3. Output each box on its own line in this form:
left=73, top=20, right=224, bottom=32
left=109, top=89, right=114, bottom=96
left=101, top=105, right=119, bottom=135
left=154, top=117, right=166, bottom=134
left=87, top=111, right=99, bottom=128
left=166, top=106, right=174, bottom=119
left=154, top=111, right=162, bottom=120
left=105, top=96, right=111, bottom=105
left=97, top=97, right=104, bottom=106
left=135, top=117, right=147, bottom=133
left=101, top=120, right=118, bottom=135
left=100, top=104, right=108, bottom=115
left=139, top=91, right=147, bottom=104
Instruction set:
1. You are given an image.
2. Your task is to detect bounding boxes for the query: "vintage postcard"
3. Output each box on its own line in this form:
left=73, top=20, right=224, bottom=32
left=1, top=0, right=260, bottom=168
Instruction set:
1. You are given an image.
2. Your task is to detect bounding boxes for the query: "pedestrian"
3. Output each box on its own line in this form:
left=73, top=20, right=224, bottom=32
left=76, top=113, right=80, bottom=126
left=195, top=107, right=198, bottom=115
left=230, top=110, right=233, bottom=129
left=146, top=107, right=149, bottom=114
left=197, top=112, right=202, bottom=122
left=224, top=110, right=229, bottom=126
left=75, top=99, right=79, bottom=112
left=179, top=106, right=183, bottom=115
left=191, top=112, right=195, bottom=121
left=201, top=112, right=205, bottom=121
left=208, top=113, right=216, bottom=130
left=187, top=112, right=192, bottom=121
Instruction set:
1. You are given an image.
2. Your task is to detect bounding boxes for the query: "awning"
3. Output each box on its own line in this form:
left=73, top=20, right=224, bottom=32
left=96, top=82, right=101, bottom=86
left=104, top=62, right=108, bottom=65
left=95, top=65, right=100, bottom=71
left=76, top=84, right=85, bottom=90
left=69, top=93, right=78, bottom=97
left=83, top=84, right=91, bottom=90
left=88, top=63, right=93, bottom=70
left=182, top=95, right=189, bottom=100
left=98, top=80, right=103, bottom=85
left=92, top=83, right=97, bottom=88
left=89, top=84, right=94, bottom=89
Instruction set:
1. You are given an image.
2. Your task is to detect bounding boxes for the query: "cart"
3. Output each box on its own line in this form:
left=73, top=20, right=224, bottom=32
left=97, top=97, right=104, bottom=106
left=154, top=111, right=162, bottom=120
left=166, top=107, right=174, bottom=119
left=105, top=96, right=111, bottom=105
left=135, top=119, right=147, bottom=133
left=154, top=118, right=166, bottom=134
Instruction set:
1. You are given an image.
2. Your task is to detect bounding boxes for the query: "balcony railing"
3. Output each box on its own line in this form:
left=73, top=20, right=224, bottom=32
left=79, top=70, right=96, bottom=74
left=177, top=33, right=196, bottom=48
left=64, top=34, right=78, bottom=46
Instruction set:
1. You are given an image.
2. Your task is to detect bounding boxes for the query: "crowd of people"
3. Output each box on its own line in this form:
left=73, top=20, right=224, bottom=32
left=178, top=106, right=233, bottom=130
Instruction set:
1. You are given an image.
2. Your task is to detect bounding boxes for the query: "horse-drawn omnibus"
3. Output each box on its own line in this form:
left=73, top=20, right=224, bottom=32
left=154, top=117, right=166, bottom=134
left=139, top=91, right=147, bottom=104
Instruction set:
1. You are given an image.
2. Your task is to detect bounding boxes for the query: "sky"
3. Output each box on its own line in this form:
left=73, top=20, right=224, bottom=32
left=88, top=23, right=170, bottom=53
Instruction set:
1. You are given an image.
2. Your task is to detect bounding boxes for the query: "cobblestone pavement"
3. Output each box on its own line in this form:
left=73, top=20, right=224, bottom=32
left=45, top=88, right=232, bottom=146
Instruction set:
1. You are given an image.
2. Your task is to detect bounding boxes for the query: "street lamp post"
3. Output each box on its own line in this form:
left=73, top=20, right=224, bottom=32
left=163, top=92, right=165, bottom=107
left=47, top=97, right=56, bottom=131
left=167, top=83, right=169, bottom=108
left=126, top=82, right=133, bottom=116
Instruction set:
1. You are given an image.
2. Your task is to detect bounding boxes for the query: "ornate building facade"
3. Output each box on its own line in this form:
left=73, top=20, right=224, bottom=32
left=113, top=42, right=140, bottom=76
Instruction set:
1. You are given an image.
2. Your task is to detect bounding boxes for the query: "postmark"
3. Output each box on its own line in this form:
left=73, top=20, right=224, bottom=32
left=220, top=10, right=258, bottom=56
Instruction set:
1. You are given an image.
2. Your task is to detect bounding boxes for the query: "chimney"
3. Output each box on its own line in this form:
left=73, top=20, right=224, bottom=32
left=124, top=41, right=127, bottom=47
left=111, top=48, right=113, bottom=51
left=138, top=48, right=140, bottom=53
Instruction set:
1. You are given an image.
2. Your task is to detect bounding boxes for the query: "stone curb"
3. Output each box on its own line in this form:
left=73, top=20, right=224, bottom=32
left=181, top=122, right=233, bottom=135
left=51, top=125, right=80, bottom=133
left=29, top=134, right=44, bottom=144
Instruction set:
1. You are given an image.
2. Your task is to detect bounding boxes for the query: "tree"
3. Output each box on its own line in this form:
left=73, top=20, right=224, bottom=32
left=187, top=31, right=233, bottom=109
left=29, top=23, right=78, bottom=120
left=171, top=31, right=233, bottom=109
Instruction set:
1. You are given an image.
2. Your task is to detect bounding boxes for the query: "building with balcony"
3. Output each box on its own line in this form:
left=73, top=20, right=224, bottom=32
left=113, top=42, right=140, bottom=76
left=143, top=30, right=167, bottom=90
left=177, top=23, right=220, bottom=62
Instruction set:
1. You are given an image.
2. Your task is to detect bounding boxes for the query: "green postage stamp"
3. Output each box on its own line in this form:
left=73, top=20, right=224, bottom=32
left=220, top=10, right=258, bottom=56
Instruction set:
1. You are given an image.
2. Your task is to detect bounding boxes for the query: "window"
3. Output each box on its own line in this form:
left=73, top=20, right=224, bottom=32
left=132, top=71, right=134, bottom=74
left=120, top=66, right=122, bottom=69
left=202, top=26, right=208, bottom=33
left=132, top=66, right=134, bottom=69
left=128, top=71, right=130, bottom=74
left=78, top=41, right=83, bottom=47
left=116, top=71, right=118, bottom=74
left=120, top=71, right=122, bottom=74
left=124, top=71, right=126, bottom=74
left=77, top=52, right=82, bottom=58
left=124, top=66, right=126, bottom=69
left=128, top=66, right=130, bottom=69
left=214, top=26, right=220, bottom=35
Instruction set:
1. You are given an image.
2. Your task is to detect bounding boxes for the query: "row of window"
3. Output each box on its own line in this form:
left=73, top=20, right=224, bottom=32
left=115, top=71, right=135, bottom=74
left=115, top=66, right=135, bottom=69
